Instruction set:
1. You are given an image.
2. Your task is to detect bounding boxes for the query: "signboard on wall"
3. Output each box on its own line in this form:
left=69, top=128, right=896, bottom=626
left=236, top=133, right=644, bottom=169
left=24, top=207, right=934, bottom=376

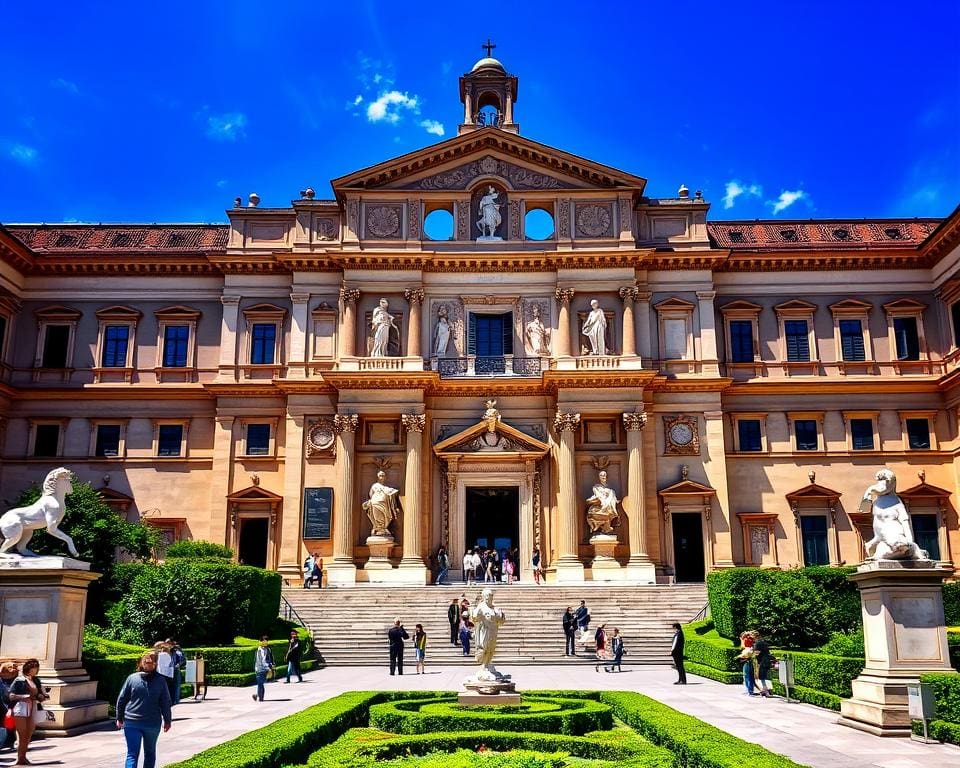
left=302, top=487, right=333, bottom=540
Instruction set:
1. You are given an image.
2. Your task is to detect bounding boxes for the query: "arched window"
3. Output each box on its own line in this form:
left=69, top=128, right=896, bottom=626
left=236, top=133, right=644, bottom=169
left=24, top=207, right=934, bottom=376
left=524, top=209, right=555, bottom=240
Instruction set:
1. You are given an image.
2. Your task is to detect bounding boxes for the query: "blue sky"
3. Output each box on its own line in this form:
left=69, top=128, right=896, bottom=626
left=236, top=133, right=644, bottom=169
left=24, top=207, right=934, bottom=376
left=1, top=1, right=958, bottom=224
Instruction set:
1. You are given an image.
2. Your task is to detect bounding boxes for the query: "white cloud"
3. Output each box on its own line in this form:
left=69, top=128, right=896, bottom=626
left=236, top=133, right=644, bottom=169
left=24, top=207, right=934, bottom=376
left=373, top=73, right=383, bottom=85
left=366, top=91, right=419, bottom=124
left=216, top=179, right=228, bottom=188
left=9, top=143, right=38, bottom=165
left=206, top=112, right=247, bottom=141
left=419, top=119, right=444, bottom=137
left=352, top=94, right=363, bottom=106
left=768, top=189, right=807, bottom=214
left=51, top=78, right=79, bottom=94
left=722, top=180, right=762, bottom=210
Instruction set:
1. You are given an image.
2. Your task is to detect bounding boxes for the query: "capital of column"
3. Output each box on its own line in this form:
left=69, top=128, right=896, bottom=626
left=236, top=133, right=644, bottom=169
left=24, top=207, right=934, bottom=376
left=403, top=288, right=425, bottom=305
left=696, top=290, right=717, bottom=302
left=555, top=288, right=575, bottom=306
left=635, top=291, right=652, bottom=303
left=553, top=411, right=581, bottom=433
left=221, top=295, right=241, bottom=306
left=619, top=286, right=640, bottom=303
left=401, top=413, right=426, bottom=433
left=339, top=286, right=361, bottom=304
left=333, top=414, right=360, bottom=433
left=290, top=292, right=310, bottom=305
left=622, top=412, right=648, bottom=431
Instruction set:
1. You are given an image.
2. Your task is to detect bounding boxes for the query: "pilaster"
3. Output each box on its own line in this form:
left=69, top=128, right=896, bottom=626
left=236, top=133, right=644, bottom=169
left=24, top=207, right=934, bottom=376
left=636, top=291, right=652, bottom=363
left=288, top=292, right=310, bottom=378
left=404, top=288, right=424, bottom=359
left=217, top=295, right=241, bottom=380
left=553, top=410, right=584, bottom=582
left=555, top=288, right=575, bottom=358
left=703, top=410, right=734, bottom=568
left=619, top=286, right=639, bottom=358
left=339, top=287, right=360, bottom=359
left=208, top=414, right=235, bottom=547
left=327, top=413, right=359, bottom=586
left=397, top=413, right=428, bottom=583
left=278, top=408, right=306, bottom=577
left=623, top=411, right=656, bottom=583
left=697, top=290, right=720, bottom=376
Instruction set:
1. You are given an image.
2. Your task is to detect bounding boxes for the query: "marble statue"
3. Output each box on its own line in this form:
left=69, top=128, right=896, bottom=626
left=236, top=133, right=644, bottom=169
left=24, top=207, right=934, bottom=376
left=476, top=186, right=502, bottom=239
left=468, top=587, right=509, bottom=681
left=0, top=467, right=79, bottom=558
left=581, top=299, right=608, bottom=355
left=363, top=470, right=400, bottom=537
left=433, top=304, right=451, bottom=357
left=370, top=298, right=397, bottom=357
left=858, top=468, right=928, bottom=560
left=524, top=304, right=550, bottom=355
left=585, top=470, right=620, bottom=535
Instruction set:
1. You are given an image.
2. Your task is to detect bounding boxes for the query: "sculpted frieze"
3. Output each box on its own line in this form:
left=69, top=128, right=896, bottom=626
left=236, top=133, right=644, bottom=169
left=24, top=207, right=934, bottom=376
left=412, top=155, right=574, bottom=191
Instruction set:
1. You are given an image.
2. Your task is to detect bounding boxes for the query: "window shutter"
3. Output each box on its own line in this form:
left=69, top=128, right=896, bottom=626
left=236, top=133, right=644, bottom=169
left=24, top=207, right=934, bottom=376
left=467, top=313, right=477, bottom=356
left=502, top=312, right=513, bottom=355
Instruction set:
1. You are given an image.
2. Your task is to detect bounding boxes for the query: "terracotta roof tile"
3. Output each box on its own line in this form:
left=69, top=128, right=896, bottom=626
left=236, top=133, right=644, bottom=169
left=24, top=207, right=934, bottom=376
left=707, top=219, right=940, bottom=250
left=4, top=224, right=229, bottom=253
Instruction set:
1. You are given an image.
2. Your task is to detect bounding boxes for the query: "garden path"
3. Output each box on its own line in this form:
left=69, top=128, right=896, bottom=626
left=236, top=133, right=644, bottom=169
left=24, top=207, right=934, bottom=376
left=14, top=663, right=959, bottom=768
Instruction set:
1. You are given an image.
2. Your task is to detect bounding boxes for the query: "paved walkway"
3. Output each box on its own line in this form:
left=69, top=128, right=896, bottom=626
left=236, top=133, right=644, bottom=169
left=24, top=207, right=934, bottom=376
left=10, top=663, right=958, bottom=768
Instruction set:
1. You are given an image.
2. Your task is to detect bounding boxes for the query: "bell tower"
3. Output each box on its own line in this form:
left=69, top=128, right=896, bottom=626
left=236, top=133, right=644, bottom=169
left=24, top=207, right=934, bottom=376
left=458, top=40, right=519, bottom=135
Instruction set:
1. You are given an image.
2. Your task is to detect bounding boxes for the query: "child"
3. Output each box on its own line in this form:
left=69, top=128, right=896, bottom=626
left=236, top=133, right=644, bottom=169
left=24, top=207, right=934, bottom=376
left=414, top=624, right=427, bottom=674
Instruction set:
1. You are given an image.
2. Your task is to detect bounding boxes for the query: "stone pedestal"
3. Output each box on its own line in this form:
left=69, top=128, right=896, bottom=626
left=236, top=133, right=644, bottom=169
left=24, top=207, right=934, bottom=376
left=364, top=535, right=394, bottom=574
left=838, top=560, right=956, bottom=737
left=0, top=558, right=109, bottom=735
left=589, top=534, right=622, bottom=580
left=459, top=678, right=521, bottom=705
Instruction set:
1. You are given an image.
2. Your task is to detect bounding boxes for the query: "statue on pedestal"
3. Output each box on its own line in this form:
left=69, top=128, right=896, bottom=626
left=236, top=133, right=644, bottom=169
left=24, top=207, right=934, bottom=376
left=0, top=467, right=78, bottom=558
left=433, top=304, right=451, bottom=357
left=859, top=468, right=928, bottom=561
left=581, top=299, right=608, bottom=355
left=468, top=587, right=509, bottom=682
left=363, top=470, right=400, bottom=537
left=585, top=470, right=620, bottom=536
left=524, top=304, right=549, bottom=355
left=476, top=187, right=502, bottom=240
left=370, top=299, right=397, bottom=357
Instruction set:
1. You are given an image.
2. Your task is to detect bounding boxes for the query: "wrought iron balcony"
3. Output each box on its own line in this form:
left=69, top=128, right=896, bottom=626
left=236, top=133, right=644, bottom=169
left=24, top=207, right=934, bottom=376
left=436, top=356, right=542, bottom=379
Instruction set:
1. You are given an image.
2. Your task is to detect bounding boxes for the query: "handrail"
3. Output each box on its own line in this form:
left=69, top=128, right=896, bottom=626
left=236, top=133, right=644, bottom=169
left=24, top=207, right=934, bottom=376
left=691, top=602, right=710, bottom=623
left=280, top=593, right=308, bottom=629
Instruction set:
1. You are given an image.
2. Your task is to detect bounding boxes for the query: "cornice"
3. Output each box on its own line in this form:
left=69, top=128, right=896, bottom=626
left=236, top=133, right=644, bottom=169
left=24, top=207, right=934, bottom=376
left=921, top=203, right=960, bottom=266
left=28, top=254, right=220, bottom=276
left=720, top=250, right=923, bottom=272
left=647, top=377, right=733, bottom=393
left=12, top=385, right=214, bottom=401
left=270, top=380, right=337, bottom=395
left=321, top=371, right=437, bottom=391
left=542, top=369, right=659, bottom=392
left=202, top=382, right=285, bottom=397
left=725, top=379, right=941, bottom=397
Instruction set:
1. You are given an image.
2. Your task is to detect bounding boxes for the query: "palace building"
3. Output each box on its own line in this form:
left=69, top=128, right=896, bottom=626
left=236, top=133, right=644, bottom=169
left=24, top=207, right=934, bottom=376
left=1, top=54, right=958, bottom=585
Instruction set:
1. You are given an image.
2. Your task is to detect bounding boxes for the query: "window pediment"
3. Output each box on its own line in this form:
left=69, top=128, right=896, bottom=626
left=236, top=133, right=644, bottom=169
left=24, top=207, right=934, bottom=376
left=774, top=299, right=817, bottom=315
left=785, top=482, right=841, bottom=503
left=654, top=297, right=695, bottom=312
left=433, top=419, right=549, bottom=460
left=243, top=303, right=287, bottom=319
left=883, top=297, right=927, bottom=313
left=155, top=305, right=202, bottom=320
left=720, top=300, right=762, bottom=315
left=35, top=305, right=82, bottom=321
left=96, top=305, right=142, bottom=320
left=829, top=299, right=872, bottom=315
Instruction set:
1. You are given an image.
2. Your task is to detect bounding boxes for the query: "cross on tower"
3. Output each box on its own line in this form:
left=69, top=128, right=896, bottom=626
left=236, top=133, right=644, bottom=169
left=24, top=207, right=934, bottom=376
left=481, top=39, right=496, bottom=57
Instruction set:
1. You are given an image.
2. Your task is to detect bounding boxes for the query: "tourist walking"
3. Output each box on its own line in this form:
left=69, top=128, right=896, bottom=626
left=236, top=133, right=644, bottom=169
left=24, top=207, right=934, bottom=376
left=448, top=598, right=461, bottom=645
left=594, top=624, right=607, bottom=671
left=284, top=630, right=304, bottom=683
left=436, top=547, right=450, bottom=585
left=414, top=624, right=427, bottom=674
left=484, top=550, right=495, bottom=582
left=604, top=628, right=624, bottom=672
left=562, top=606, right=576, bottom=656
left=670, top=622, right=686, bottom=684
left=738, top=630, right=758, bottom=695
left=504, top=554, right=515, bottom=584
left=154, top=642, right=176, bottom=704
left=9, top=658, right=47, bottom=766
left=310, top=553, right=323, bottom=588
left=575, top=600, right=590, bottom=634
left=531, top=547, right=543, bottom=584
left=302, top=553, right=314, bottom=588
left=388, top=618, right=409, bottom=675
left=463, top=549, right=475, bottom=585
left=252, top=635, right=275, bottom=701
left=459, top=613, right=473, bottom=656
left=0, top=661, right=18, bottom=753
left=116, top=651, right=172, bottom=768
left=167, top=638, right=186, bottom=705
left=754, top=633, right=774, bottom=697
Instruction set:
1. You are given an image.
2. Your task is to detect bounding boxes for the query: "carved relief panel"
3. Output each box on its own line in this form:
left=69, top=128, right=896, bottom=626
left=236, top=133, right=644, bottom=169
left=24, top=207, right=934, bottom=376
left=663, top=414, right=700, bottom=455
left=574, top=202, right=615, bottom=239
left=363, top=204, right=403, bottom=239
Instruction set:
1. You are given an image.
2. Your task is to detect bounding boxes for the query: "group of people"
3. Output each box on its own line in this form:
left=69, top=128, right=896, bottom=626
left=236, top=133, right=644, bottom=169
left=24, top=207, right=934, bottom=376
left=737, top=629, right=776, bottom=697
left=448, top=594, right=478, bottom=655
left=387, top=619, right=428, bottom=675
left=0, top=658, right=50, bottom=766
left=560, top=601, right=625, bottom=672
left=302, top=552, right=323, bottom=588
left=252, top=631, right=307, bottom=701
left=455, top=546, right=544, bottom=586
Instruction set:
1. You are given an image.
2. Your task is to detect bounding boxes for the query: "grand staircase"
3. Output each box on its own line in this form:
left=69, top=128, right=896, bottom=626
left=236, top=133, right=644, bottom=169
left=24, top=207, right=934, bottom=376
left=283, top=583, right=707, bottom=666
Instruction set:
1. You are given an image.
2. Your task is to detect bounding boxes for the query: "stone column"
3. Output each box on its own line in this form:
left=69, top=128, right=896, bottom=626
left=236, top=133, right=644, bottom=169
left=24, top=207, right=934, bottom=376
left=555, top=288, right=575, bottom=357
left=623, top=412, right=656, bottom=584
left=404, top=288, right=424, bottom=359
left=697, top=290, right=720, bottom=376
left=338, top=287, right=360, bottom=359
left=327, top=414, right=359, bottom=586
left=636, top=291, right=652, bottom=363
left=217, top=295, right=241, bottom=380
left=619, top=286, right=639, bottom=358
left=289, top=292, right=310, bottom=378
left=278, top=408, right=306, bottom=579
left=553, top=411, right=585, bottom=582
left=398, top=414, right=428, bottom=583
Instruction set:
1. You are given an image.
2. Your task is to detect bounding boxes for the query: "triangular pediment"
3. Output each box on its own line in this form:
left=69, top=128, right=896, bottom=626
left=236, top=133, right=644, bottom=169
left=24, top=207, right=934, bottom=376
left=332, top=128, right=647, bottom=194
left=785, top=482, right=841, bottom=502
left=659, top=479, right=716, bottom=497
left=898, top=481, right=951, bottom=500
left=433, top=417, right=549, bottom=459
left=226, top=485, right=283, bottom=503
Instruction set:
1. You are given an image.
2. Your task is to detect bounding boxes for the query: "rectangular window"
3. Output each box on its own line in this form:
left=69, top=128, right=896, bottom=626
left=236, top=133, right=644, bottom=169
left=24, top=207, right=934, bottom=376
left=784, top=320, right=810, bottom=362
left=794, top=419, right=818, bottom=451
left=800, top=516, right=829, bottom=566
left=729, top=320, right=754, bottom=363
left=850, top=419, right=875, bottom=450
left=893, top=317, right=920, bottom=360
left=911, top=514, right=940, bottom=560
left=250, top=324, right=276, bottom=365
left=951, top=302, right=960, bottom=348
left=245, top=423, right=271, bottom=456
left=906, top=418, right=931, bottom=450
left=737, top=419, right=762, bottom=452
left=101, top=325, right=129, bottom=367
left=162, top=325, right=190, bottom=368
left=42, top=325, right=70, bottom=367
left=839, top=319, right=865, bottom=362
left=157, top=424, right=184, bottom=457
left=33, top=424, right=60, bottom=457
left=95, top=424, right=122, bottom=457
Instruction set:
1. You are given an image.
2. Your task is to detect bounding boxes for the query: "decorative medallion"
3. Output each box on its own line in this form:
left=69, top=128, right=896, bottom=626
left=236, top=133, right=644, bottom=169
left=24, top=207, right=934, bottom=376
left=576, top=204, right=612, bottom=238
left=479, top=155, right=499, bottom=174
left=366, top=206, right=401, bottom=238
left=316, top=219, right=337, bottom=241
left=663, top=414, right=700, bottom=455
left=306, top=418, right=336, bottom=457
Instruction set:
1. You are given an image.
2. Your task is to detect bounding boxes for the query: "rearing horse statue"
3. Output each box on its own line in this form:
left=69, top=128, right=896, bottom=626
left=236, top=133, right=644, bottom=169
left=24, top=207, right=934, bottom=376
left=0, top=467, right=79, bottom=558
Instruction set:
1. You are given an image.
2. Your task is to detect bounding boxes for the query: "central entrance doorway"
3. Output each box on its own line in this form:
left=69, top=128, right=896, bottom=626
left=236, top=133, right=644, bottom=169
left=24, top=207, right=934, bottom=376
left=672, top=513, right=705, bottom=583
left=465, top=486, right=519, bottom=556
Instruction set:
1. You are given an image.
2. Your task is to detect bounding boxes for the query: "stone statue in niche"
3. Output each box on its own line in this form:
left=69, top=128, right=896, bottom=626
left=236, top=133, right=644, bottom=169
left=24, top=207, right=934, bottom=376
left=363, top=470, right=400, bottom=537
left=581, top=299, right=608, bottom=355
left=858, top=468, right=928, bottom=560
left=585, top=470, right=620, bottom=536
left=524, top=304, right=550, bottom=355
left=476, top=186, right=503, bottom=240
left=370, top=298, right=398, bottom=357
left=433, top=304, right=452, bottom=357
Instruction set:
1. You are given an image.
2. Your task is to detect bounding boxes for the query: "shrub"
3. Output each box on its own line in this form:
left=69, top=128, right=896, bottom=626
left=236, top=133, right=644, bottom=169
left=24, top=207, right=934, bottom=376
left=800, top=566, right=860, bottom=633
left=165, top=540, right=234, bottom=559
left=770, top=680, right=842, bottom=710
left=945, top=582, right=960, bottom=627
left=778, top=650, right=863, bottom=698
left=816, top=629, right=864, bottom=658
left=746, top=571, right=829, bottom=648
left=706, top=568, right=765, bottom=639
left=919, top=672, right=960, bottom=724
left=684, top=661, right=742, bottom=684
left=682, top=621, right=740, bottom=671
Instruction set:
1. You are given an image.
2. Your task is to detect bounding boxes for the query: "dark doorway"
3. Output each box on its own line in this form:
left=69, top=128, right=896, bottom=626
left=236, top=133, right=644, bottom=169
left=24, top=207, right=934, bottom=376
left=465, top=487, right=519, bottom=554
left=238, top=518, right=269, bottom=568
left=672, top=513, right=705, bottom=583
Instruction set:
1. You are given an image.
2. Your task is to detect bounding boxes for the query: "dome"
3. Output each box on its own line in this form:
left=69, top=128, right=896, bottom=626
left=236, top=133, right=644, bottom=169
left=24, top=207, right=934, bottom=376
left=471, top=56, right=505, bottom=72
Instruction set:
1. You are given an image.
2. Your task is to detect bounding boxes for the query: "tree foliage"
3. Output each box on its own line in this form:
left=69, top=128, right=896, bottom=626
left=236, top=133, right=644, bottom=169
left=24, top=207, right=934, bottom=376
left=165, top=539, right=233, bottom=559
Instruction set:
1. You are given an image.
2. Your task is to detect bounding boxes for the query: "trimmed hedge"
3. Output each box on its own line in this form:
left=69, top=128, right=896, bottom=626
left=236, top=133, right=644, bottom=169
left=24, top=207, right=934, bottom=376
left=945, top=582, right=960, bottom=627
left=601, top=691, right=808, bottom=768
left=165, top=540, right=233, bottom=559
left=685, top=661, right=742, bottom=684
left=919, top=672, right=960, bottom=724
left=770, top=680, right=842, bottom=711
left=799, top=566, right=860, bottom=633
left=683, top=620, right=740, bottom=672
left=707, top=568, right=765, bottom=639
left=779, top=650, right=863, bottom=698
left=746, top=572, right=829, bottom=648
